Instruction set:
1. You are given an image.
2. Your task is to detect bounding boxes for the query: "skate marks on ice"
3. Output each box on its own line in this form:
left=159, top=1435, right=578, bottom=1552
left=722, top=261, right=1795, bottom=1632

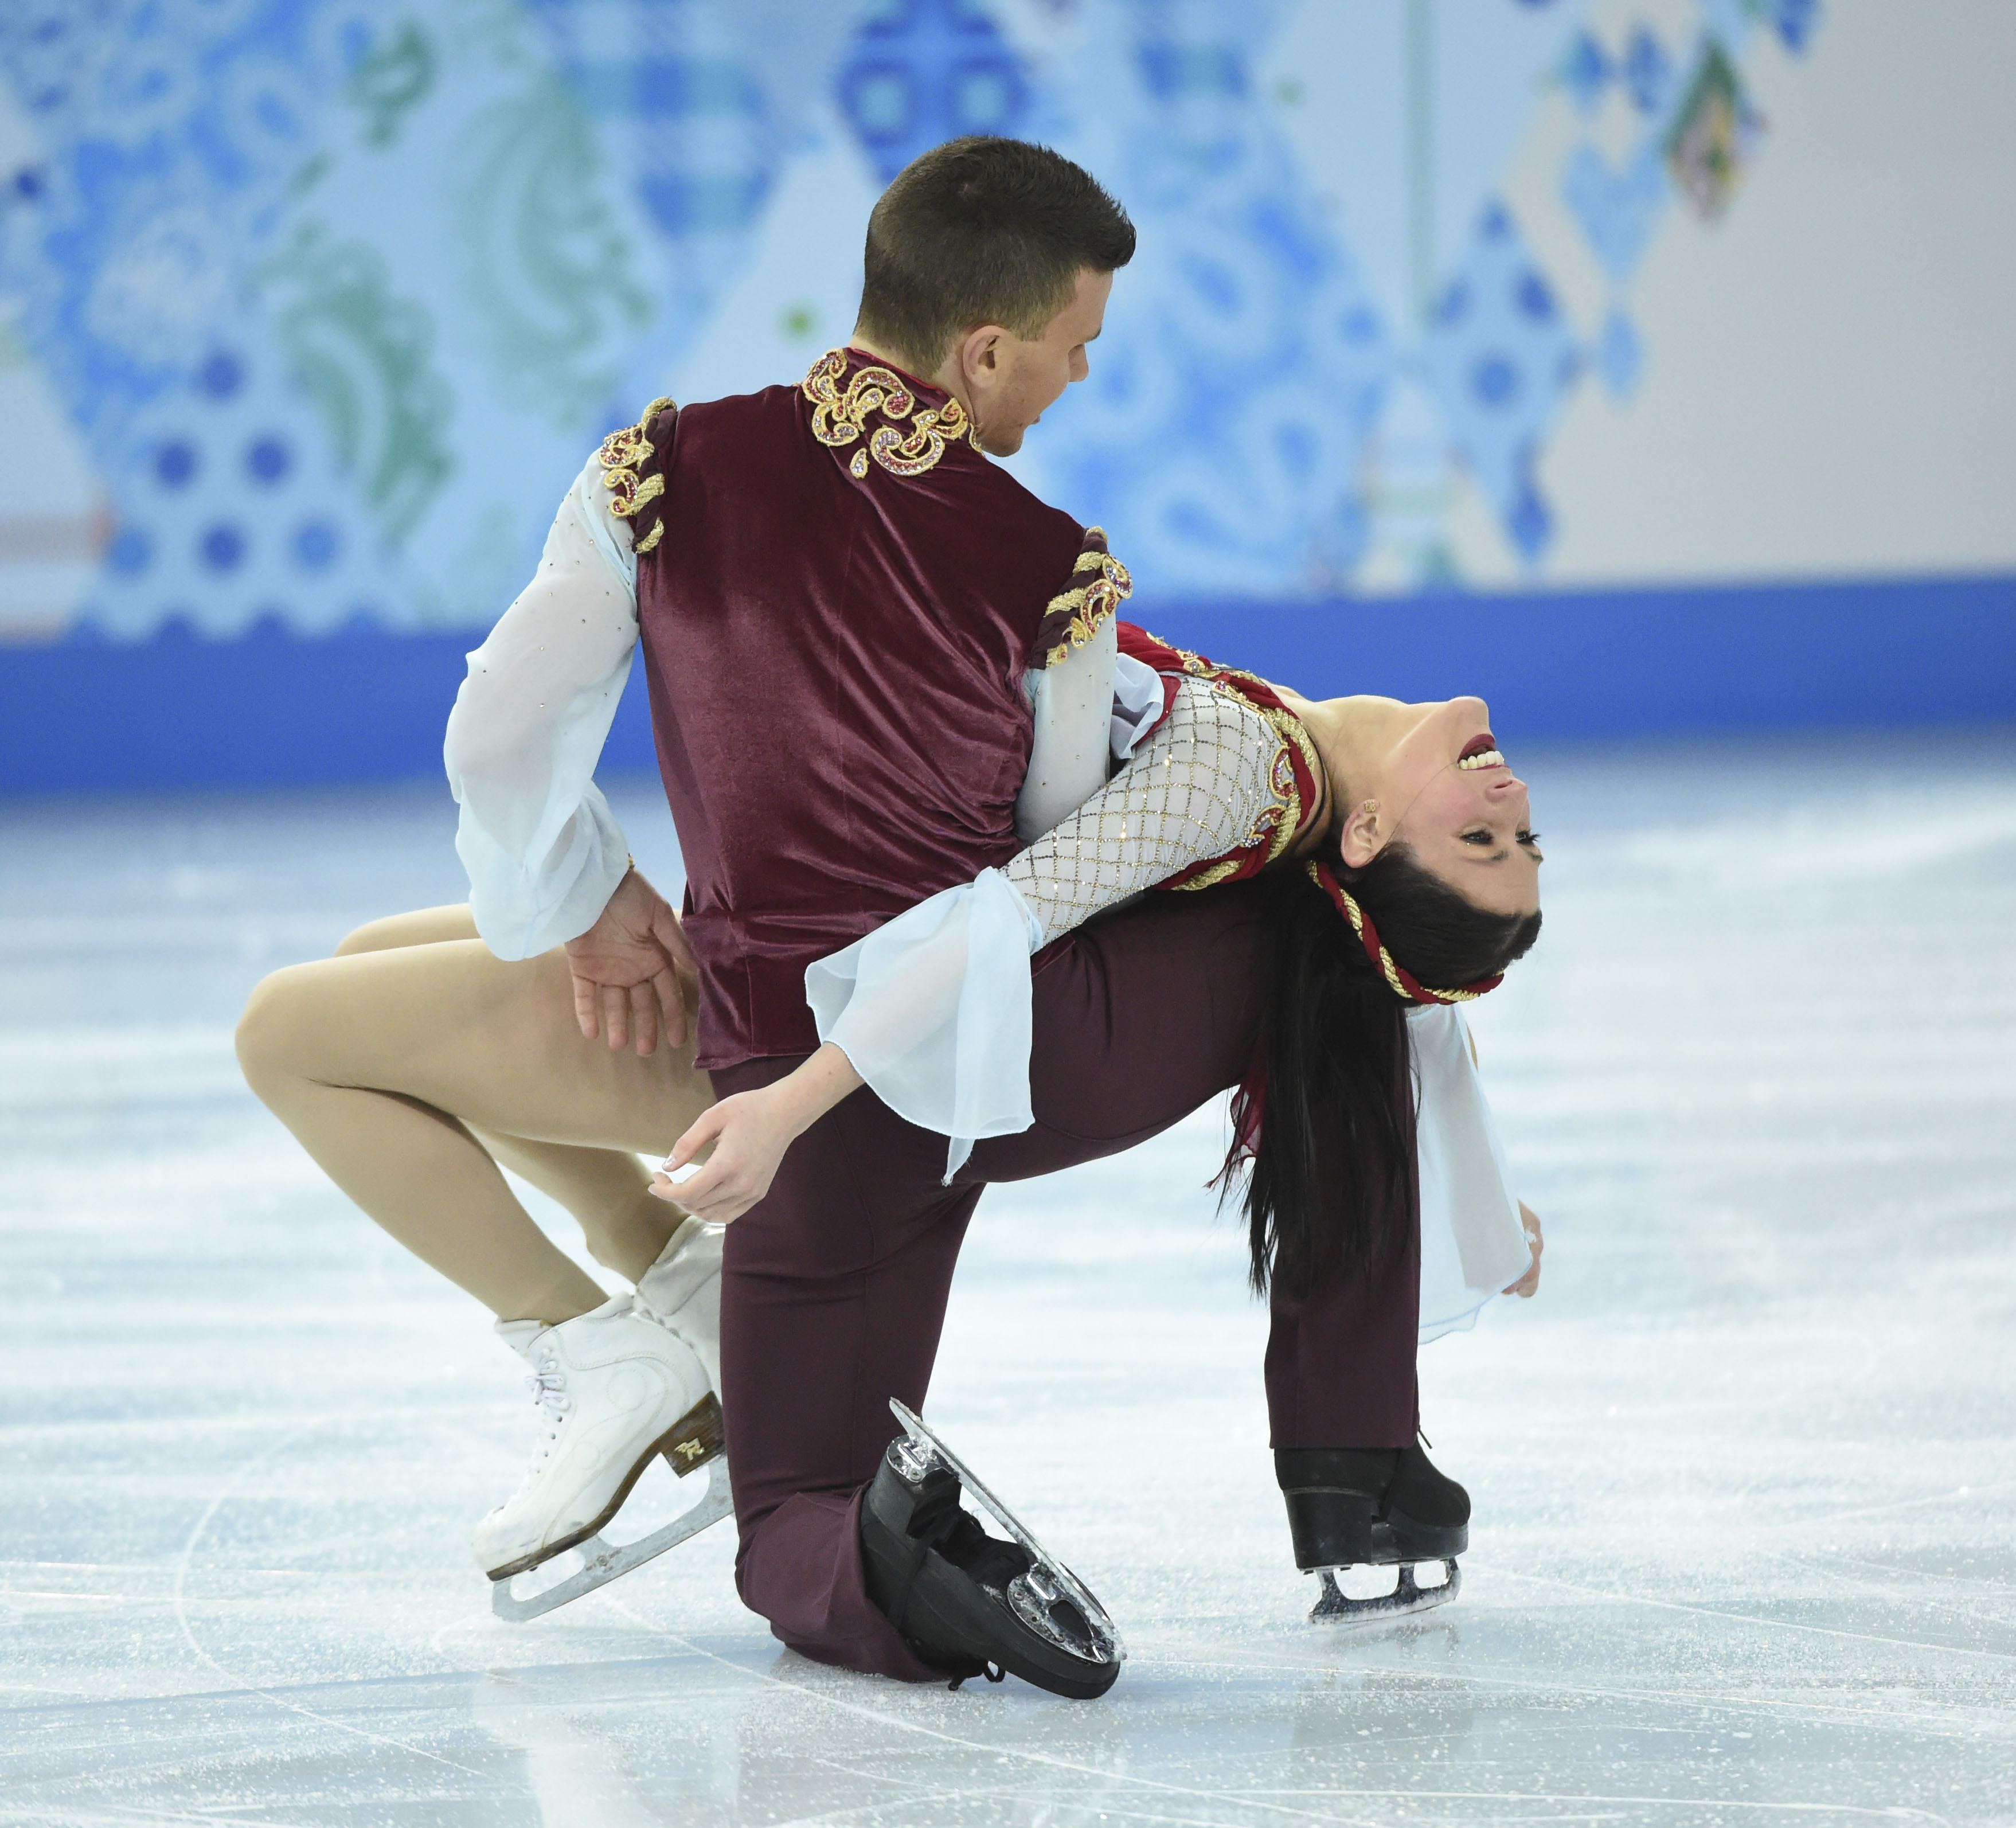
left=7, top=747, right=2016, bottom=1823
left=169, top=1419, right=486, bottom=1781
left=6, top=1406, right=750, bottom=1821
left=517, top=1591, right=1971, bottom=1828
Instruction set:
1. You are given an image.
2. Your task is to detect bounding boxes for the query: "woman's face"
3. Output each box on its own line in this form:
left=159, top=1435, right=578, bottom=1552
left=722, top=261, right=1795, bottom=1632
left=1327, top=694, right=1542, bottom=919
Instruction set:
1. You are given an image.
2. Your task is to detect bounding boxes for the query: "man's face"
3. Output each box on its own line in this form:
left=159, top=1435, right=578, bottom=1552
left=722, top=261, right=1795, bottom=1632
left=955, top=267, right=1111, bottom=456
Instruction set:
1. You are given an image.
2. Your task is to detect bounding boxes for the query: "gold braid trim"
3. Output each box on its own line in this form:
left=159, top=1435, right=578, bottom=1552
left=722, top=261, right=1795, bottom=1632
left=1314, top=865, right=1490, bottom=1003
left=599, top=394, right=675, bottom=554
left=1038, top=528, right=1133, bottom=667
left=1260, top=706, right=1322, bottom=866
left=1173, top=852, right=1246, bottom=891
left=802, top=350, right=978, bottom=480
left=1165, top=687, right=1315, bottom=890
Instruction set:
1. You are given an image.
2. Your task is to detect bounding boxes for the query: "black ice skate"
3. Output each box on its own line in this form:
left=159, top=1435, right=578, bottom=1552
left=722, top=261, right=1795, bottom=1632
left=1276, top=1442, right=1468, bottom=1626
left=860, top=1400, right=1123, bottom=1699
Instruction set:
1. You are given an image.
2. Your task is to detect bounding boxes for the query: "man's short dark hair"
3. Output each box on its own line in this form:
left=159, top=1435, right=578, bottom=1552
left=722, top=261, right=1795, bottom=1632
left=856, top=136, right=1135, bottom=375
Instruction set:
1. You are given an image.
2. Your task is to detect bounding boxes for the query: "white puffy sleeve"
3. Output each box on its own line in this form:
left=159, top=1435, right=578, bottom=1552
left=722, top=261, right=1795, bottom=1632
left=443, top=455, right=640, bottom=960
left=806, top=677, right=1279, bottom=1177
left=1411, top=1005, right=1534, bottom=1342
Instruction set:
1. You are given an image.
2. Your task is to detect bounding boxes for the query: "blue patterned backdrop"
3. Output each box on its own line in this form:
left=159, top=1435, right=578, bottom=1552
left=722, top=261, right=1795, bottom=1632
left=0, top=0, right=2009, bottom=788
left=0, top=0, right=1829, bottom=642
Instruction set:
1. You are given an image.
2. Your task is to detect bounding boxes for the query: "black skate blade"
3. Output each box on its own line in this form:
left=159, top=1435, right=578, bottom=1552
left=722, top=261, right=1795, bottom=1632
left=490, top=1455, right=733, bottom=1623
left=1308, top=1559, right=1460, bottom=1627
left=888, top=1399, right=1124, bottom=1672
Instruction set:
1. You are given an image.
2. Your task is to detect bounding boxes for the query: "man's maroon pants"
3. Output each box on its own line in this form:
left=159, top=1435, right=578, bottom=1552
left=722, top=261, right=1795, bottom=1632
left=711, top=885, right=1420, bottom=1681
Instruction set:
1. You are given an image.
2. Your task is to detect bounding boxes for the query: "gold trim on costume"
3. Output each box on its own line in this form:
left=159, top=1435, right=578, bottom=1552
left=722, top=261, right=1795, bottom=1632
left=1038, top=528, right=1134, bottom=667
left=599, top=394, right=675, bottom=552
left=1263, top=709, right=1325, bottom=863
left=802, top=350, right=978, bottom=481
left=1319, top=869, right=1491, bottom=1003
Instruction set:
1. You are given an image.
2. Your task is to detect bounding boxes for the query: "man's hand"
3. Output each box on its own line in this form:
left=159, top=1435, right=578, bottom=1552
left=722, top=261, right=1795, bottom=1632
left=1503, top=1200, right=1544, bottom=1298
left=564, top=866, right=698, bottom=1054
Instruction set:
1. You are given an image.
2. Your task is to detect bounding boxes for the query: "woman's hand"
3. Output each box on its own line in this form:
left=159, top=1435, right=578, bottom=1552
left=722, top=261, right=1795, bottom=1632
left=649, top=1042, right=865, bottom=1225
left=650, top=1085, right=802, bottom=1224
left=1503, top=1201, right=1544, bottom=1298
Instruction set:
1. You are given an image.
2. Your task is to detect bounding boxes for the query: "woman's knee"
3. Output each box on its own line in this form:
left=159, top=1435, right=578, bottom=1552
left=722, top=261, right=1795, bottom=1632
left=332, top=921, right=389, bottom=958
left=333, top=905, right=478, bottom=957
left=235, top=963, right=319, bottom=1095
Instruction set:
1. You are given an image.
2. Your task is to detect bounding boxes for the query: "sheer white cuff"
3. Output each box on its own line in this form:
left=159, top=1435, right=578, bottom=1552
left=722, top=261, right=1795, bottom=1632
left=804, top=869, right=1044, bottom=1183
left=457, top=780, right=632, bottom=962
left=1412, top=1005, right=1533, bottom=1343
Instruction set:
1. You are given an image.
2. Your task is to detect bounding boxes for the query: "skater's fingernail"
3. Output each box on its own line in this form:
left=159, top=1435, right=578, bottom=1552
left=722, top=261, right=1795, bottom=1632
left=659, top=1161, right=700, bottom=1183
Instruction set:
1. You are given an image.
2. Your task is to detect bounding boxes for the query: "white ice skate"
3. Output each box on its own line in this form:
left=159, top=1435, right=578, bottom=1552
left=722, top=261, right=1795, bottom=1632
left=479, top=1288, right=730, bottom=1622
left=635, top=1213, right=722, bottom=1393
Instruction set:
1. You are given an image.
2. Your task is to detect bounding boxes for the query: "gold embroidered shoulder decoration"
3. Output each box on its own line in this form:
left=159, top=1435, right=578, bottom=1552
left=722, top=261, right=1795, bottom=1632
left=801, top=350, right=979, bottom=480
left=599, top=394, right=675, bottom=554
left=1032, top=525, right=1132, bottom=669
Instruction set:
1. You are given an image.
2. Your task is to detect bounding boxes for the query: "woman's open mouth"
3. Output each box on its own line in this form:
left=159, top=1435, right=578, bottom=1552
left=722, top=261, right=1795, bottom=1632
left=1456, top=733, right=1505, bottom=771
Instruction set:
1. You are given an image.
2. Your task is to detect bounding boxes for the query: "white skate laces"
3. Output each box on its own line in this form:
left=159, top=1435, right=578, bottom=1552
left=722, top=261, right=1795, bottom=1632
left=499, top=1350, right=573, bottom=1510
left=472, top=1293, right=725, bottom=1593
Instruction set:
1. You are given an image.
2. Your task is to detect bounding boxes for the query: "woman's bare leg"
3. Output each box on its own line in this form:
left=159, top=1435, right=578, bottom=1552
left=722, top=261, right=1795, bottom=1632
left=237, top=911, right=714, bottom=1323
left=331, top=909, right=687, bottom=1278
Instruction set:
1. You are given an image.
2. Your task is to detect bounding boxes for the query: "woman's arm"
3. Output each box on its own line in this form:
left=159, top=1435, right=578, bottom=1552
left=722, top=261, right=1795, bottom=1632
left=659, top=679, right=1282, bottom=1222
left=657, top=1041, right=865, bottom=1221
left=1002, top=679, right=1278, bottom=943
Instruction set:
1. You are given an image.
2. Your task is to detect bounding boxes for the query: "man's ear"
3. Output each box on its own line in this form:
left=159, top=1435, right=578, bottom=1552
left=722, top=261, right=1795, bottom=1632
left=1338, top=799, right=1384, bottom=869
left=955, top=325, right=1005, bottom=389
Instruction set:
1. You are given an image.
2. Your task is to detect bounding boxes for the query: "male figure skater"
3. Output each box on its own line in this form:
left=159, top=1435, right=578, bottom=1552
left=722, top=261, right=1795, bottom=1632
left=531, top=136, right=1447, bottom=1688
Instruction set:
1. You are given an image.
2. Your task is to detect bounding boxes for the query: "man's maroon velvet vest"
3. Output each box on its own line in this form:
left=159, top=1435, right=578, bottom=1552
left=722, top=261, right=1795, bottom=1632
left=631, top=352, right=1085, bottom=1070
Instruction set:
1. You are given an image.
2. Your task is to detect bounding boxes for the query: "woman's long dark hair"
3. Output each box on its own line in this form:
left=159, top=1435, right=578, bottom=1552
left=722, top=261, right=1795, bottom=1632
left=1229, top=833, right=1542, bottom=1296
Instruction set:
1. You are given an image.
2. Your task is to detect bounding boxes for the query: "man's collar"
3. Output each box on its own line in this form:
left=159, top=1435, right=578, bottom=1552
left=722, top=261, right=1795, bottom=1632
left=801, top=349, right=981, bottom=481
left=841, top=343, right=946, bottom=399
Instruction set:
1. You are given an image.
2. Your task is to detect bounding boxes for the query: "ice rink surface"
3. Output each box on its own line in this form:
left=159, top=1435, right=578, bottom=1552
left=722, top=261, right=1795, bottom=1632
left=5, top=732, right=2015, bottom=1827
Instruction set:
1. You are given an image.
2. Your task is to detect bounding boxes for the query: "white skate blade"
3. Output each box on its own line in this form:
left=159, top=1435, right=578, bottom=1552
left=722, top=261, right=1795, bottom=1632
left=1309, top=1559, right=1461, bottom=1627
left=490, top=1456, right=733, bottom=1623
left=888, top=1399, right=1124, bottom=1669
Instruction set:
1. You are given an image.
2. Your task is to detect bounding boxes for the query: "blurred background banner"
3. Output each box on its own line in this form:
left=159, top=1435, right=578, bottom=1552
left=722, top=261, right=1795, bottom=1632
left=2, top=0, right=2011, bottom=790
